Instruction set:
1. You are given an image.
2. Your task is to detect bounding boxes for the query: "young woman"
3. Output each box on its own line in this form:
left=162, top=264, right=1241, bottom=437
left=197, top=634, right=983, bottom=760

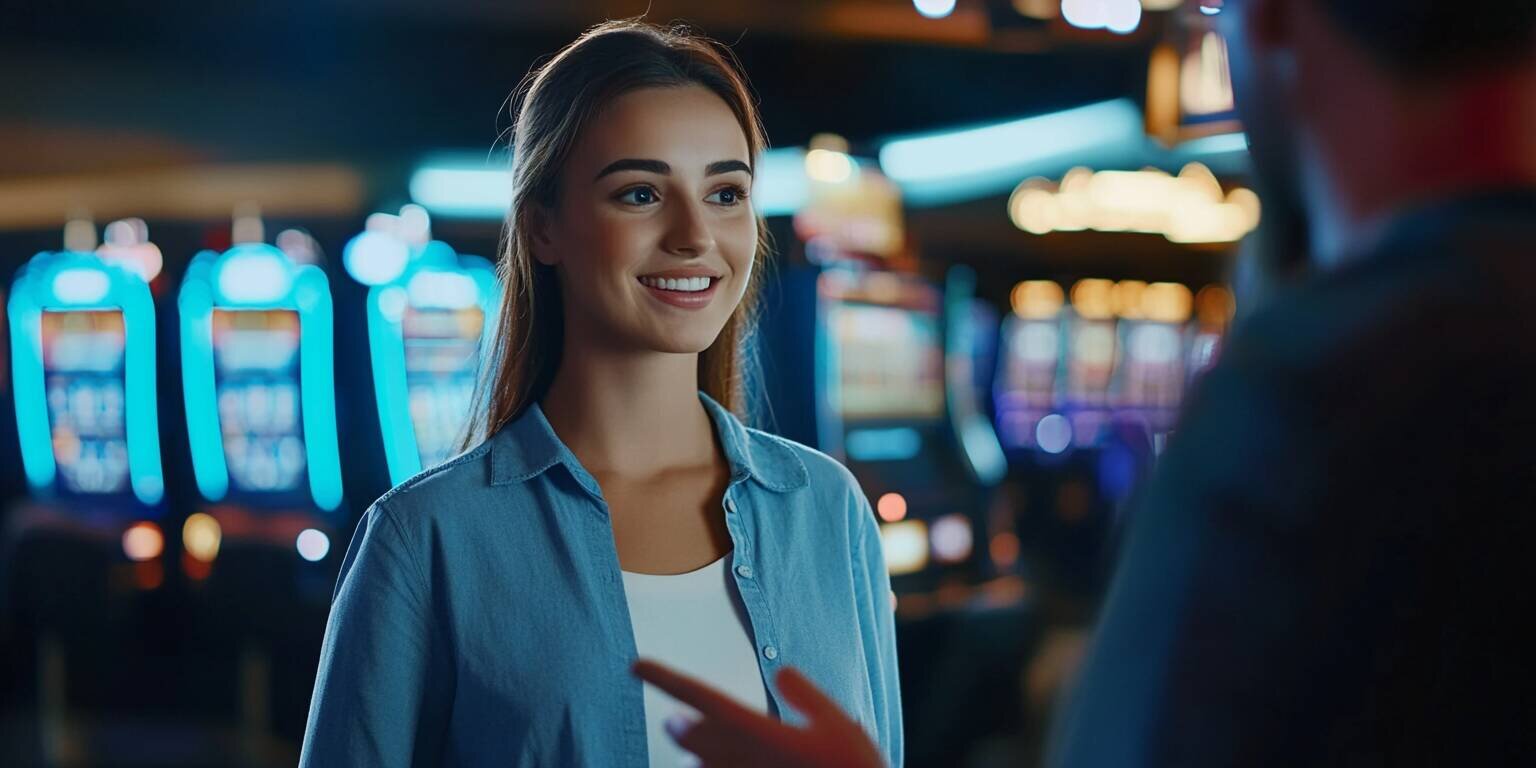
left=300, top=20, right=902, bottom=768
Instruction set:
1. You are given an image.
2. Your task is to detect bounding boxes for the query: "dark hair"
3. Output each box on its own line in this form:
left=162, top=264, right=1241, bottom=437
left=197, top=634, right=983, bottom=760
left=462, top=19, right=771, bottom=448
left=1316, top=0, right=1535, bottom=73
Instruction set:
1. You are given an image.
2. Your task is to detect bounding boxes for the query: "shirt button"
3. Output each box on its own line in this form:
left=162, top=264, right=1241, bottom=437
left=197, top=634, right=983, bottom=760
left=735, top=564, right=753, bottom=579
left=725, top=498, right=738, bottom=513
left=762, top=645, right=778, bottom=660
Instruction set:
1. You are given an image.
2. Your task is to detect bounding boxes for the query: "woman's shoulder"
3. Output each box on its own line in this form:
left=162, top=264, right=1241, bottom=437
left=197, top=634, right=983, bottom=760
left=368, top=439, right=498, bottom=520
left=740, top=427, right=864, bottom=501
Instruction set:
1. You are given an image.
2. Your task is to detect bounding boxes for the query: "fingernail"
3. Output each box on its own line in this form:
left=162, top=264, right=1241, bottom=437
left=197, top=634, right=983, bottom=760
left=665, top=715, right=692, bottom=739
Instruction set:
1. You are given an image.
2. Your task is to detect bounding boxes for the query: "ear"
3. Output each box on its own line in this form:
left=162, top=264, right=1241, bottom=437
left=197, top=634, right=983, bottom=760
left=527, top=205, right=560, bottom=266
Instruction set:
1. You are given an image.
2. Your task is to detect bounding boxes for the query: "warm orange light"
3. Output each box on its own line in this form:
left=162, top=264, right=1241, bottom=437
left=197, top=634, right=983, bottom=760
left=183, top=551, right=212, bottom=582
left=1141, top=282, right=1194, bottom=324
left=990, top=532, right=1021, bottom=568
left=1195, top=284, right=1236, bottom=329
left=1011, top=280, right=1065, bottom=320
left=1008, top=164, right=1260, bottom=243
left=122, top=522, right=164, bottom=562
left=182, top=512, right=222, bottom=563
left=1113, top=280, right=1147, bottom=319
left=1146, top=43, right=1182, bottom=142
left=877, top=493, right=909, bottom=523
left=1070, top=279, right=1117, bottom=320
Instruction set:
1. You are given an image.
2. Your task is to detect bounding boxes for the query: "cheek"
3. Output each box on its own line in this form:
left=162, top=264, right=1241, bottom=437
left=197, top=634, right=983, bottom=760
left=717, top=215, right=758, bottom=284
left=564, top=212, right=658, bottom=285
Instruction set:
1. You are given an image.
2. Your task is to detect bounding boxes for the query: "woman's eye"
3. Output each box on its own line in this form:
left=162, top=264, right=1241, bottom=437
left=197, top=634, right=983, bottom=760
left=707, top=186, right=747, bottom=206
left=617, top=186, right=658, bottom=206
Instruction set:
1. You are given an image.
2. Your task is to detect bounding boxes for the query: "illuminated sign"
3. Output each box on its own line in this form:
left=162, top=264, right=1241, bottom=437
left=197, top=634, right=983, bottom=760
left=1008, top=163, right=1261, bottom=243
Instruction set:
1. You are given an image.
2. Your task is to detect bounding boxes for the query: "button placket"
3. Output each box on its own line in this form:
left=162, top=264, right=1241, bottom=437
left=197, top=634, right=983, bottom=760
left=723, top=487, right=780, bottom=681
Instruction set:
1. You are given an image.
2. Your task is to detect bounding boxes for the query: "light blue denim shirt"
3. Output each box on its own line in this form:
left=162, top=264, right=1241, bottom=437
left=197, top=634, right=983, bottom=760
left=299, top=393, right=903, bottom=767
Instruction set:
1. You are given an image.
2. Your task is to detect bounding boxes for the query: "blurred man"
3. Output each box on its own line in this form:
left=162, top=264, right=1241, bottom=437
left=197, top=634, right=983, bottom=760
left=638, top=0, right=1536, bottom=765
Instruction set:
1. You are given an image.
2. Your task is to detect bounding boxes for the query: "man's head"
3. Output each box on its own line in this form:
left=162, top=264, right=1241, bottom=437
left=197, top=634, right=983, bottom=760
left=1216, top=0, right=1536, bottom=247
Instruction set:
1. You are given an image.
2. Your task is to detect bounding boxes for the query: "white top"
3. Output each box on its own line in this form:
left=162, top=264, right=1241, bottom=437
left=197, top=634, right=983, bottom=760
left=623, top=554, right=771, bottom=768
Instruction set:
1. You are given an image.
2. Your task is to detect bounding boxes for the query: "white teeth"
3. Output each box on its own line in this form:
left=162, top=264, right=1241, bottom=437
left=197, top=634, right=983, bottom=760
left=642, top=276, right=713, bottom=292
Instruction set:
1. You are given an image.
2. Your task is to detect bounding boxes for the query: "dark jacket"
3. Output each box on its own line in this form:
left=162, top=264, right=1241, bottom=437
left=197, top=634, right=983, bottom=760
left=1053, top=190, right=1536, bottom=767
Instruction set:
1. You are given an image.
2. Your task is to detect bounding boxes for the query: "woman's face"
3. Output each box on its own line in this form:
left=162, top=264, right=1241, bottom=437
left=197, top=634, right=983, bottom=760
left=538, top=84, right=757, bottom=355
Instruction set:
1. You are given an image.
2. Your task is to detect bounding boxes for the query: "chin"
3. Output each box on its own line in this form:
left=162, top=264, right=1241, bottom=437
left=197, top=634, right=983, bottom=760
left=640, top=326, right=726, bottom=355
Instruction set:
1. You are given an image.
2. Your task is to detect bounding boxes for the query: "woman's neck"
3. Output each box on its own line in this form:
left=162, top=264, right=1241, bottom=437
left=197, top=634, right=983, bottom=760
left=540, top=339, right=717, bottom=477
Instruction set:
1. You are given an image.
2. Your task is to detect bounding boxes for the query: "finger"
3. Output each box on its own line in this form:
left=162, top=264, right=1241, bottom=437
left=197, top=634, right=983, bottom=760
left=775, top=666, right=848, bottom=724
left=667, top=715, right=765, bottom=767
left=633, top=660, right=768, bottom=729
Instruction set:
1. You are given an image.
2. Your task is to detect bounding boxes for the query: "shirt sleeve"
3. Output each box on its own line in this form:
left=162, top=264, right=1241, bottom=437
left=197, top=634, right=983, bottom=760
left=299, top=502, right=448, bottom=767
left=853, top=490, right=905, bottom=767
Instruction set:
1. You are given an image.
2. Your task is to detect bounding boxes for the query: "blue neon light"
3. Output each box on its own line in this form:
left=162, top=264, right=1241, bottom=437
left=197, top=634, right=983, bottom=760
left=368, top=284, right=415, bottom=485
left=362, top=240, right=501, bottom=485
left=410, top=147, right=815, bottom=220
left=845, top=428, right=923, bottom=462
left=755, top=148, right=811, bottom=217
left=343, top=229, right=412, bottom=287
left=178, top=256, right=227, bottom=502
left=1178, top=131, right=1250, bottom=158
left=943, top=266, right=1007, bottom=486
left=8, top=250, right=165, bottom=506
left=408, top=158, right=515, bottom=219
left=878, top=99, right=1145, bottom=204
left=178, top=243, right=344, bottom=512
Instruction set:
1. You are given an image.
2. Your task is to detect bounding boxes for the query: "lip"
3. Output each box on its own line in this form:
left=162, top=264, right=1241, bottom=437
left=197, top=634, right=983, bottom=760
left=637, top=275, right=721, bottom=310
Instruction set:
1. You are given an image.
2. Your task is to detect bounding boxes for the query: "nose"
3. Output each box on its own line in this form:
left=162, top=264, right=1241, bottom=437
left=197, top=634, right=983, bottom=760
left=661, top=198, right=716, bottom=258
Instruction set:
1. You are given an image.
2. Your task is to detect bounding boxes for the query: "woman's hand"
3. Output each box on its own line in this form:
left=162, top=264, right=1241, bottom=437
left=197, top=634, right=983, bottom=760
left=632, top=660, right=887, bottom=768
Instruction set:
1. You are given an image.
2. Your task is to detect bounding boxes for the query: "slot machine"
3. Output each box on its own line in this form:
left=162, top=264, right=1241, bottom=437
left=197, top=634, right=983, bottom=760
left=776, top=146, right=1000, bottom=596
left=175, top=215, right=346, bottom=757
left=6, top=220, right=167, bottom=759
left=994, top=280, right=1067, bottom=453
left=819, top=266, right=962, bottom=590
left=7, top=221, right=166, bottom=576
left=178, top=220, right=343, bottom=584
left=990, top=277, right=1136, bottom=612
left=1115, top=281, right=1194, bottom=439
left=344, top=208, right=499, bottom=485
left=1060, top=279, right=1120, bottom=450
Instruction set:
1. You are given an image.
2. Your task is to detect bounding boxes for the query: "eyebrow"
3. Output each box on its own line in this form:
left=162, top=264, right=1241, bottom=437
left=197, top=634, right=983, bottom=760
left=593, top=158, right=753, bottom=180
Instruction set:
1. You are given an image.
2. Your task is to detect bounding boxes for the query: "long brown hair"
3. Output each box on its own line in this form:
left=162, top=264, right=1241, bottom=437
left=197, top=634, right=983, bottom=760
left=462, top=20, right=771, bottom=449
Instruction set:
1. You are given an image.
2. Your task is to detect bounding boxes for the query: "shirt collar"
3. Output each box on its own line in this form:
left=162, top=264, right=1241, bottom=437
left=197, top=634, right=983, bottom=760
left=490, top=391, right=808, bottom=494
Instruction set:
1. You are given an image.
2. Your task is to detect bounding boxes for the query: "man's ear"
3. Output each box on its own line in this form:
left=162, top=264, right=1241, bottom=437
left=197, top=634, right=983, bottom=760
left=527, top=205, right=559, bottom=266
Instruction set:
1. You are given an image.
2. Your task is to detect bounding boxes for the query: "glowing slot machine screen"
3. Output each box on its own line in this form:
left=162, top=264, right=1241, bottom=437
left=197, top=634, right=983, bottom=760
left=40, top=310, right=129, bottom=495
left=212, top=309, right=306, bottom=495
left=402, top=304, right=485, bottom=468
left=829, top=303, right=945, bottom=423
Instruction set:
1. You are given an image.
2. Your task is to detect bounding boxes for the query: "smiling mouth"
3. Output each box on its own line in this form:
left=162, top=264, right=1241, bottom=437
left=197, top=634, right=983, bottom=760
left=637, top=275, right=717, bottom=293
